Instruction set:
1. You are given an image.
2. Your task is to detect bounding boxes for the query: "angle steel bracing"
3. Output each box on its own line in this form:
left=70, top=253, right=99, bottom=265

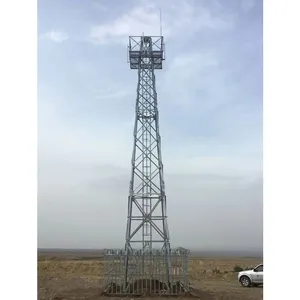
left=124, top=36, right=172, bottom=286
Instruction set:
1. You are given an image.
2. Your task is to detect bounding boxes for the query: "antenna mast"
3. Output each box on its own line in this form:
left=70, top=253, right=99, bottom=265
left=160, top=9, right=163, bottom=36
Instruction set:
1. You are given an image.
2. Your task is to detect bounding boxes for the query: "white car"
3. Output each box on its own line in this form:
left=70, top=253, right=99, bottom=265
left=238, top=264, right=263, bottom=287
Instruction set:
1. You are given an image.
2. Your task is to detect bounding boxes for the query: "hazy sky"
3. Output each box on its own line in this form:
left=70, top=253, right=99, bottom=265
left=38, top=0, right=263, bottom=251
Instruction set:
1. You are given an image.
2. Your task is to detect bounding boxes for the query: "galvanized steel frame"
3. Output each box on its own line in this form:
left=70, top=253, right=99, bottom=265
left=102, top=35, right=189, bottom=295
left=125, top=36, right=172, bottom=280
left=102, top=248, right=190, bottom=296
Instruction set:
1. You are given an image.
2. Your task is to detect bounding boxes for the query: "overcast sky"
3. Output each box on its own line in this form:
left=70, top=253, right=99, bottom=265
left=38, top=0, right=262, bottom=251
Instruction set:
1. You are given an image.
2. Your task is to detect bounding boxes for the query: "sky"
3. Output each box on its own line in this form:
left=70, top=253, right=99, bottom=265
left=38, top=0, right=263, bottom=251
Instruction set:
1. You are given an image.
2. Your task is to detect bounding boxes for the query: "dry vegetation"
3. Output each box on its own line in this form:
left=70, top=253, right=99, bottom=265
left=38, top=251, right=263, bottom=300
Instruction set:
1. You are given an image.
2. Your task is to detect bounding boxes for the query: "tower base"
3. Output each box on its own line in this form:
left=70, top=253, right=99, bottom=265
left=102, top=248, right=190, bottom=296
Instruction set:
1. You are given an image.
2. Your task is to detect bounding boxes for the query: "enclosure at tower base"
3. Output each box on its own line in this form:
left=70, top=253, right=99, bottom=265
left=102, top=247, right=190, bottom=296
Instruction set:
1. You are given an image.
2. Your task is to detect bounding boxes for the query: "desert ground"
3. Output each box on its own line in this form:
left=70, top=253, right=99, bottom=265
left=38, top=250, right=263, bottom=300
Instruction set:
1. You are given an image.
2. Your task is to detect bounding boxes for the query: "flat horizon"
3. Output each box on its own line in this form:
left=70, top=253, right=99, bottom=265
left=38, top=247, right=263, bottom=257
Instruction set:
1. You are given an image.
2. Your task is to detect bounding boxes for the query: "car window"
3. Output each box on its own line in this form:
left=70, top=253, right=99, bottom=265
left=255, top=265, right=263, bottom=272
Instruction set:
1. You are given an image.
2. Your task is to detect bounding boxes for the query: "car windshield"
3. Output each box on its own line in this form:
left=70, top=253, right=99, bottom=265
left=255, top=265, right=263, bottom=272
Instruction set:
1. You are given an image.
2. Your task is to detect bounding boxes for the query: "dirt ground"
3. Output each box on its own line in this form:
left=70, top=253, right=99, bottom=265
left=38, top=252, right=263, bottom=300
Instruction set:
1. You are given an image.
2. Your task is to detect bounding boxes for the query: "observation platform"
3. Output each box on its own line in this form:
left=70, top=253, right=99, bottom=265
left=128, top=36, right=165, bottom=69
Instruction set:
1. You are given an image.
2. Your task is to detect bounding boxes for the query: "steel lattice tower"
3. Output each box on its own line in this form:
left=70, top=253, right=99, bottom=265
left=124, top=36, right=172, bottom=283
left=101, top=36, right=189, bottom=295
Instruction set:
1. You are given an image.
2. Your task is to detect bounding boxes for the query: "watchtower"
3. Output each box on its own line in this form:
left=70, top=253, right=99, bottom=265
left=102, top=36, right=189, bottom=296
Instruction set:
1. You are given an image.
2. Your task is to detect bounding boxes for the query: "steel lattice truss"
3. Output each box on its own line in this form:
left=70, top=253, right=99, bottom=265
left=102, top=36, right=189, bottom=295
left=124, top=35, right=173, bottom=288
left=125, top=36, right=170, bottom=254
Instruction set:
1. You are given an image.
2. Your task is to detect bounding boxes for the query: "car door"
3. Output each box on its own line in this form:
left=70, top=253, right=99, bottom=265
left=253, top=264, right=263, bottom=284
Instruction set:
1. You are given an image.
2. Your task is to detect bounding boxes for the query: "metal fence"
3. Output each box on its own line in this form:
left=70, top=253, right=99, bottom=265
left=102, top=247, right=190, bottom=296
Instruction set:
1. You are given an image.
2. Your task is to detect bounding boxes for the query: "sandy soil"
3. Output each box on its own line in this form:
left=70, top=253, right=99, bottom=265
left=38, top=253, right=263, bottom=300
